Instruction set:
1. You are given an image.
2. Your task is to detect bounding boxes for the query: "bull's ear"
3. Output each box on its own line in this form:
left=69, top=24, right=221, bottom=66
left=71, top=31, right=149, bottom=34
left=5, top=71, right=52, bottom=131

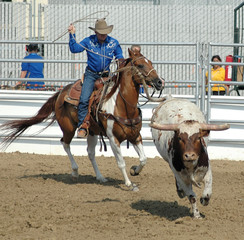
left=200, top=129, right=210, bottom=137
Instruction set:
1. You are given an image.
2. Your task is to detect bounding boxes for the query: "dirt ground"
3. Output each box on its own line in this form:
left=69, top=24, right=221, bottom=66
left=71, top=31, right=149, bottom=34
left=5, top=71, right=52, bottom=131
left=0, top=152, right=243, bottom=240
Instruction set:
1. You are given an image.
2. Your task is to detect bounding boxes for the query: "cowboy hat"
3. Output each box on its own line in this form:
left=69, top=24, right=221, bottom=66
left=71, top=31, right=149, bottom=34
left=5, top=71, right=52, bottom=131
left=89, top=18, right=113, bottom=34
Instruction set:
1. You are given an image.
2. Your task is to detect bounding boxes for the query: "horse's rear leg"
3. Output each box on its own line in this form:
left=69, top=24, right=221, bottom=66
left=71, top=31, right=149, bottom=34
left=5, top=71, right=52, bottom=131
left=55, top=91, right=79, bottom=180
left=87, top=135, right=107, bottom=182
left=130, top=138, right=147, bottom=176
left=61, top=138, right=79, bottom=179
left=60, top=123, right=78, bottom=179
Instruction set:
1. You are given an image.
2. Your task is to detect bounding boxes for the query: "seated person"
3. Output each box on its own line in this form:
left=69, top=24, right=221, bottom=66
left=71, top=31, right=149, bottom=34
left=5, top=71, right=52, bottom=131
left=18, top=43, right=44, bottom=90
left=206, top=55, right=227, bottom=95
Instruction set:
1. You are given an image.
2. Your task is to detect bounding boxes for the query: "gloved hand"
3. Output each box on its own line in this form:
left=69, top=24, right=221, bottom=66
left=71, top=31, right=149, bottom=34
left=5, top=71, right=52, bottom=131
left=68, top=23, right=76, bottom=34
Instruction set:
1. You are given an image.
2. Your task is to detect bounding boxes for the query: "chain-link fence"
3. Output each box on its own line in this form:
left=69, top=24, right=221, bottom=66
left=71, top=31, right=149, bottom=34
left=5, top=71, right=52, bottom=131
left=1, top=0, right=244, bottom=96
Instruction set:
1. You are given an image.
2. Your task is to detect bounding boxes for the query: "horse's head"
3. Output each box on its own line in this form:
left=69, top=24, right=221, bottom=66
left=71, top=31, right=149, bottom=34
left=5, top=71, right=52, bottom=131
left=128, top=48, right=164, bottom=91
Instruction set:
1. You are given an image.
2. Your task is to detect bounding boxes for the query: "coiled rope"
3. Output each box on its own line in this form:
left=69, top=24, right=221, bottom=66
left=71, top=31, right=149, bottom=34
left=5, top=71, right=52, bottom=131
left=52, top=10, right=118, bottom=70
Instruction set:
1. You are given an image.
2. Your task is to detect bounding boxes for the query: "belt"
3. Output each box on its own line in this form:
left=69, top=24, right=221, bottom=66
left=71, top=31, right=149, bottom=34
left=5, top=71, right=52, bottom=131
left=87, top=68, right=109, bottom=76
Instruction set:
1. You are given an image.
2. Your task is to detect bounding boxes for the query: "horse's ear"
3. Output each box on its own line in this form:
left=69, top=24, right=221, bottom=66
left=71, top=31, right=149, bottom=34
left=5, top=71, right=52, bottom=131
left=128, top=48, right=135, bottom=58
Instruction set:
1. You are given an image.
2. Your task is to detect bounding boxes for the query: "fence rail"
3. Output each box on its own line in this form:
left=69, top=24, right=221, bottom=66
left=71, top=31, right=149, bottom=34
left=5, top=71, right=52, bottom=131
left=2, top=1, right=244, bottom=96
left=0, top=90, right=243, bottom=160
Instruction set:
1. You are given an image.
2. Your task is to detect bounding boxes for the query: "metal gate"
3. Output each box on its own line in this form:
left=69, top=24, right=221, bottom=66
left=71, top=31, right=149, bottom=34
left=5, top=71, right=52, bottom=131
left=232, top=2, right=244, bottom=95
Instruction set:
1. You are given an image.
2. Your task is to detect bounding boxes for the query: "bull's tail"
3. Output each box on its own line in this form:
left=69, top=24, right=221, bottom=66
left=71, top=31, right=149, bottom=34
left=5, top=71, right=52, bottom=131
left=0, top=91, right=60, bottom=149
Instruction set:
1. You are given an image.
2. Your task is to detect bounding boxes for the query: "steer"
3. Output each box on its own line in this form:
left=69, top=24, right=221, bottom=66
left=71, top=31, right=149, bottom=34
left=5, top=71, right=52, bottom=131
left=150, top=97, right=229, bottom=218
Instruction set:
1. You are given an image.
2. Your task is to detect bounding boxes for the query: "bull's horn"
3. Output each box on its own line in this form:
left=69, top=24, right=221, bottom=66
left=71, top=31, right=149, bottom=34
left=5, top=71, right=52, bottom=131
left=199, top=123, right=230, bottom=131
left=149, top=122, right=179, bottom=131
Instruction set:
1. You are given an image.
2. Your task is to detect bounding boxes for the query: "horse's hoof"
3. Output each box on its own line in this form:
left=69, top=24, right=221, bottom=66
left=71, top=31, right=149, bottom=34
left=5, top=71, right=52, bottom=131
left=97, top=177, right=108, bottom=183
left=130, top=166, right=139, bottom=176
left=129, top=183, right=139, bottom=192
left=71, top=170, right=79, bottom=181
left=72, top=177, right=77, bottom=182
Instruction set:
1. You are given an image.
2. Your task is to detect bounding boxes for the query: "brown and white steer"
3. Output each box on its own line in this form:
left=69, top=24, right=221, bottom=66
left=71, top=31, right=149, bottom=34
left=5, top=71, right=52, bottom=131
left=150, top=97, right=229, bottom=218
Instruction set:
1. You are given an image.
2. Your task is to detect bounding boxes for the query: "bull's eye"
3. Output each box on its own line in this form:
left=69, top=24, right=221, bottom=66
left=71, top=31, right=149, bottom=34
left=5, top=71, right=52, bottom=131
left=138, top=64, right=144, bottom=69
left=178, top=137, right=182, bottom=141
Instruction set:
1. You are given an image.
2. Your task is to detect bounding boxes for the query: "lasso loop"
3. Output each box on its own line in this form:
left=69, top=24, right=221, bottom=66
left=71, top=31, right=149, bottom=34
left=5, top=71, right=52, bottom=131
left=52, top=11, right=119, bottom=72
left=52, top=11, right=110, bottom=43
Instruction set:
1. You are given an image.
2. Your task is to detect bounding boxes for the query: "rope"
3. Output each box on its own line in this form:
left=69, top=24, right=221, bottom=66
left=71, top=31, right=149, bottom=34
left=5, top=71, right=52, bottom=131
left=52, top=11, right=109, bottom=43
left=52, top=11, right=119, bottom=72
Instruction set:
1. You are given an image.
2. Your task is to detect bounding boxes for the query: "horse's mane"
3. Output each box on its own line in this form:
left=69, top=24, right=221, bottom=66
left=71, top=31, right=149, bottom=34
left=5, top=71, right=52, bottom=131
left=104, top=58, right=132, bottom=101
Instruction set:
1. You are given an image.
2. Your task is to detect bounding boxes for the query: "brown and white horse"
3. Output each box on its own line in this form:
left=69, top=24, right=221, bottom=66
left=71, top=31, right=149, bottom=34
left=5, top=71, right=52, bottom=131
left=0, top=48, right=164, bottom=191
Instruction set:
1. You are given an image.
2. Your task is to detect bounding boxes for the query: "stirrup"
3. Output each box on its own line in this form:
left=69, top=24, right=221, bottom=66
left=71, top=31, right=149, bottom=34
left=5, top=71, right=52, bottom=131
left=77, top=128, right=88, bottom=138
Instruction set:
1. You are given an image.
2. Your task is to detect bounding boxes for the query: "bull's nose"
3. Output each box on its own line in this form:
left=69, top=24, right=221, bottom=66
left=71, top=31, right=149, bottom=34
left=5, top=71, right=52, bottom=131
left=184, top=152, right=197, bottom=161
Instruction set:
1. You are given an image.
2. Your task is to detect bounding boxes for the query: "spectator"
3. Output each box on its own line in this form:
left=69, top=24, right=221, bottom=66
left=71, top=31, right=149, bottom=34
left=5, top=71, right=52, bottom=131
left=68, top=18, right=124, bottom=138
left=18, top=43, right=44, bottom=90
left=206, top=55, right=227, bottom=95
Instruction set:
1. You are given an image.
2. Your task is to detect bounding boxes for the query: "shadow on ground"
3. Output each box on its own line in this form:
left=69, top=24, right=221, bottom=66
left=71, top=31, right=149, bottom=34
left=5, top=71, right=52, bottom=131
left=20, top=173, right=124, bottom=187
left=131, top=199, right=191, bottom=220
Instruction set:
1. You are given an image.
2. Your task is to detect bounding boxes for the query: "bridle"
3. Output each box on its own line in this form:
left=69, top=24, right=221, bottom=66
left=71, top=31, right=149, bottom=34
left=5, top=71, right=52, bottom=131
left=117, top=56, right=157, bottom=109
left=130, top=56, right=165, bottom=103
left=114, top=55, right=165, bottom=104
left=131, top=56, right=157, bottom=78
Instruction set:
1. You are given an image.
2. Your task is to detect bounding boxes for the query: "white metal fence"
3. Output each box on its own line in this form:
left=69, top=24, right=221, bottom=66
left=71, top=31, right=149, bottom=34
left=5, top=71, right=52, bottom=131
left=1, top=40, right=244, bottom=98
left=0, top=89, right=243, bottom=160
left=1, top=1, right=244, bottom=96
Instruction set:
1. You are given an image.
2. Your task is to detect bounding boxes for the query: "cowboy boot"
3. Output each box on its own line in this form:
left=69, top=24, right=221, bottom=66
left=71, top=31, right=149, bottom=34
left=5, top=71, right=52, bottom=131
left=77, top=114, right=90, bottom=138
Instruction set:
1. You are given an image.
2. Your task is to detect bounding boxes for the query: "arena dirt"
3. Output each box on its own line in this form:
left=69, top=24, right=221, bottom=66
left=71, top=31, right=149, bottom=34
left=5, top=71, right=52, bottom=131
left=0, top=152, right=243, bottom=240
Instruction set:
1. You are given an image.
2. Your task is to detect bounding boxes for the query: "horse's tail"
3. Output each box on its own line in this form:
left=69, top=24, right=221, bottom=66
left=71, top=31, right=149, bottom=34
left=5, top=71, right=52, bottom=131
left=0, top=91, right=60, bottom=149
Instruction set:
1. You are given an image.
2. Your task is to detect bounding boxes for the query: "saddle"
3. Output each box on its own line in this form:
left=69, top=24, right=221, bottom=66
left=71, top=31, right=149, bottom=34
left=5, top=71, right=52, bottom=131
left=63, top=76, right=83, bottom=106
left=64, top=75, right=110, bottom=107
left=64, top=75, right=112, bottom=134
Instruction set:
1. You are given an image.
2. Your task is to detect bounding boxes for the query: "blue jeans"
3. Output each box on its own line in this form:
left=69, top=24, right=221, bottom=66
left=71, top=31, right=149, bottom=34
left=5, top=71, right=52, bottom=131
left=77, top=68, right=101, bottom=128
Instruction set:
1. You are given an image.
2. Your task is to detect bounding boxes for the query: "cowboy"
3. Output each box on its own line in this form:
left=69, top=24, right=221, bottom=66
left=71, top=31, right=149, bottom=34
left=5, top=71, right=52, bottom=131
left=68, top=18, right=124, bottom=138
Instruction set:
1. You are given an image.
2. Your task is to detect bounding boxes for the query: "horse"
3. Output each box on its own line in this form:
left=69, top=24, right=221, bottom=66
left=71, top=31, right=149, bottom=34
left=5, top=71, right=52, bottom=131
left=0, top=48, right=164, bottom=191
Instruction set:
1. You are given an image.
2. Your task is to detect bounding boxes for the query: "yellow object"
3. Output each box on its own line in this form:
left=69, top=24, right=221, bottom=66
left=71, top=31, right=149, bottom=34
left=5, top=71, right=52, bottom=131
left=206, top=67, right=226, bottom=92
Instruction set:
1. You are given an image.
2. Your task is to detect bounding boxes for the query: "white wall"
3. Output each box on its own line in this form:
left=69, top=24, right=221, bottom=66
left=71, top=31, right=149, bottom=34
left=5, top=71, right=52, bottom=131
left=0, top=90, right=243, bottom=161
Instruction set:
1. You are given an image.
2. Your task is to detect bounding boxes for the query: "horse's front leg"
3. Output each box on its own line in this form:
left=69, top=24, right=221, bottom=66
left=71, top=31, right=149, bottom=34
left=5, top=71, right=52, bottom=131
left=130, top=135, right=147, bottom=176
left=109, top=136, right=139, bottom=192
left=87, top=134, right=107, bottom=183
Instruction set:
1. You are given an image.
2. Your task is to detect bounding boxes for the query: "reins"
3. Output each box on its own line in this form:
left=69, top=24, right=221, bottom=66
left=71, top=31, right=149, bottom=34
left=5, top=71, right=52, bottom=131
left=112, top=56, right=165, bottom=106
left=114, top=60, right=140, bottom=109
left=131, top=56, right=157, bottom=77
left=131, top=57, right=165, bottom=102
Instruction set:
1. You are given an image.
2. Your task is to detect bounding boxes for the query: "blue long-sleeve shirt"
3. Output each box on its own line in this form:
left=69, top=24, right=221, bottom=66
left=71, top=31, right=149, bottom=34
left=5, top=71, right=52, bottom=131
left=69, top=33, right=124, bottom=73
left=21, top=53, right=44, bottom=89
left=21, top=53, right=44, bottom=78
